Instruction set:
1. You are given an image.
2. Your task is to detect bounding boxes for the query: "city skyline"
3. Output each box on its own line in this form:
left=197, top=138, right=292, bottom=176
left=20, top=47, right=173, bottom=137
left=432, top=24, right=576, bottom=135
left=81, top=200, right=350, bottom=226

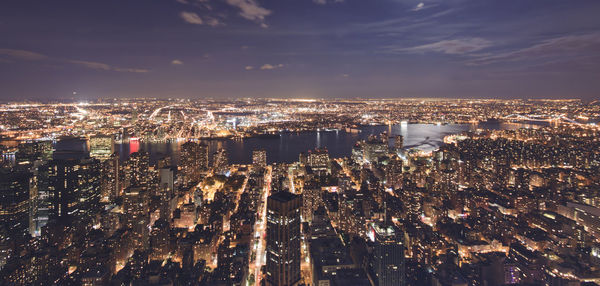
left=1, top=0, right=600, bottom=100
left=2, top=1, right=600, bottom=285
left=0, top=98, right=599, bottom=285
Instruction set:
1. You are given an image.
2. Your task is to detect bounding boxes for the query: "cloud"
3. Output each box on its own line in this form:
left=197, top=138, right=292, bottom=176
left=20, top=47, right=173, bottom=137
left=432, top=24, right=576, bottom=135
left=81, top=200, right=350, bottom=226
left=68, top=60, right=111, bottom=70
left=0, top=48, right=149, bottom=73
left=245, top=65, right=254, bottom=70
left=225, top=0, right=271, bottom=24
left=412, top=2, right=425, bottom=11
left=260, top=63, right=284, bottom=70
left=180, top=11, right=204, bottom=24
left=313, top=0, right=344, bottom=4
left=0, top=49, right=48, bottom=60
left=395, top=38, right=492, bottom=55
left=69, top=60, right=149, bottom=73
left=205, top=16, right=223, bottom=27
left=470, top=33, right=600, bottom=65
left=113, top=67, right=150, bottom=73
left=171, top=59, right=184, bottom=65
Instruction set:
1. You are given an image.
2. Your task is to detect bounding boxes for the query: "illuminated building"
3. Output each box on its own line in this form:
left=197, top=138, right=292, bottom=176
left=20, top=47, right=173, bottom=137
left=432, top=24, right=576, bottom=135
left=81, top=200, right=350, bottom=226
left=180, top=141, right=208, bottom=182
left=100, top=154, right=120, bottom=200
left=213, top=148, right=228, bottom=175
left=266, top=191, right=302, bottom=286
left=15, top=141, right=53, bottom=165
left=385, top=155, right=403, bottom=189
left=369, top=222, right=405, bottom=286
left=89, top=135, right=114, bottom=160
left=149, top=219, right=170, bottom=261
left=395, top=135, right=403, bottom=153
left=252, top=149, right=267, bottom=169
left=123, top=186, right=150, bottom=251
left=307, top=148, right=329, bottom=173
left=302, top=185, right=321, bottom=223
left=0, top=167, right=31, bottom=240
left=45, top=158, right=102, bottom=223
left=362, top=136, right=388, bottom=163
left=123, top=152, right=150, bottom=189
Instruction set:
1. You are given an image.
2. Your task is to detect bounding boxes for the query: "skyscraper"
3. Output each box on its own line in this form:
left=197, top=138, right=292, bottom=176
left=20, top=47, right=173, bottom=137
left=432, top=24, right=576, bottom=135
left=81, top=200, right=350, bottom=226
left=369, top=222, right=405, bottom=286
left=252, top=149, right=267, bottom=169
left=100, top=154, right=120, bottom=201
left=395, top=135, right=404, bottom=153
left=45, top=158, right=102, bottom=222
left=266, top=191, right=302, bottom=286
left=89, top=135, right=114, bottom=160
left=213, top=148, right=228, bottom=175
left=123, top=186, right=149, bottom=251
left=307, top=148, right=329, bottom=172
left=0, top=167, right=32, bottom=240
left=123, top=151, right=150, bottom=189
left=180, top=141, right=208, bottom=182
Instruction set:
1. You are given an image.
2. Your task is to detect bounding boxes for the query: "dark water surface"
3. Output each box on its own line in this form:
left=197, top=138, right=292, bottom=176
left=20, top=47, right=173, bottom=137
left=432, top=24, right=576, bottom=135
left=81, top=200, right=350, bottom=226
left=108, top=122, right=536, bottom=165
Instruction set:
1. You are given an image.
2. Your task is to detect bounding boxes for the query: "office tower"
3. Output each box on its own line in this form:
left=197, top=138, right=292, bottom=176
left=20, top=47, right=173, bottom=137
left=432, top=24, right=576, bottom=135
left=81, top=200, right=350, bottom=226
left=369, top=222, right=405, bottom=286
left=307, top=148, right=329, bottom=172
left=385, top=155, right=403, bottom=189
left=31, top=161, right=52, bottom=237
left=266, top=191, right=302, bottom=286
left=0, top=167, right=32, bottom=241
left=252, top=149, right=267, bottom=169
left=180, top=141, right=209, bottom=182
left=45, top=158, right=102, bottom=222
left=123, top=151, right=150, bottom=189
left=15, top=141, right=53, bottom=166
left=100, top=154, right=120, bottom=200
left=149, top=219, right=170, bottom=261
left=302, top=184, right=322, bottom=223
left=395, top=135, right=403, bottom=153
left=362, top=136, right=387, bottom=163
left=89, top=135, right=114, bottom=160
left=123, top=186, right=150, bottom=251
left=351, top=144, right=363, bottom=164
left=213, top=148, right=228, bottom=175
left=159, top=167, right=175, bottom=196
left=298, top=152, right=307, bottom=165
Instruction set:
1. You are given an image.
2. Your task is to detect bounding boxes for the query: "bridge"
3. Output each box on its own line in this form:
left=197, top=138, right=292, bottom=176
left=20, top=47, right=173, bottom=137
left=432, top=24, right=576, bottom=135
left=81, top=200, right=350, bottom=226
left=503, top=114, right=582, bottom=125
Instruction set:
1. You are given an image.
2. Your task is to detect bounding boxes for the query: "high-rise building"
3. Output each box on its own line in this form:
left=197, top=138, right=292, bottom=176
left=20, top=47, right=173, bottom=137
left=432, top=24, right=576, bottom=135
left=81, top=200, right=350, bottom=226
left=213, top=148, right=228, bottom=175
left=123, top=186, right=150, bottom=251
left=89, top=135, right=114, bottom=160
left=385, top=155, right=403, bottom=189
left=369, top=222, right=405, bottom=286
left=362, top=136, right=388, bottom=163
left=15, top=141, right=53, bottom=166
left=252, top=149, right=267, bottom=169
left=307, top=148, right=329, bottom=172
left=44, top=158, right=102, bottom=223
left=266, top=191, right=302, bottom=286
left=0, top=167, right=32, bottom=240
left=123, top=151, right=150, bottom=189
left=149, top=219, right=170, bottom=261
left=180, top=141, right=208, bottom=182
left=100, top=154, right=120, bottom=201
left=395, top=135, right=403, bottom=153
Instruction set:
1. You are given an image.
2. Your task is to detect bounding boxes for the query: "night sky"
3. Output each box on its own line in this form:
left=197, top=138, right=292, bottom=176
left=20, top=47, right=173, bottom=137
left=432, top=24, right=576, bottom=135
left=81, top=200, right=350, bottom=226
left=1, top=0, right=599, bottom=100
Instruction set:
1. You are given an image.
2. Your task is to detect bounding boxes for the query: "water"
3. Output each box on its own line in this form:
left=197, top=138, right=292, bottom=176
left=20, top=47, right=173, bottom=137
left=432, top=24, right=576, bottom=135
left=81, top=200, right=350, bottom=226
left=111, top=122, right=536, bottom=165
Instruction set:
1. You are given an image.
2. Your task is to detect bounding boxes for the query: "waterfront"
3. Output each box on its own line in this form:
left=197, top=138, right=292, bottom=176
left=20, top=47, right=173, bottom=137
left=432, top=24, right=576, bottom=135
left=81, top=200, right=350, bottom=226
left=114, top=122, right=538, bottom=165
